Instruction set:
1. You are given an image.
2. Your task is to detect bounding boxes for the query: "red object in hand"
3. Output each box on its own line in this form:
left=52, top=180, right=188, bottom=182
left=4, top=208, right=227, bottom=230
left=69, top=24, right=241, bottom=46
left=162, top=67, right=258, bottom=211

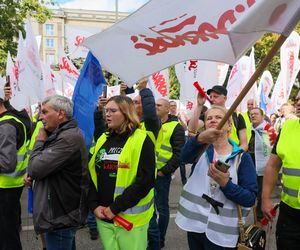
left=264, top=123, right=278, bottom=146
left=114, top=215, right=133, bottom=231
left=193, top=81, right=212, bottom=103
left=260, top=204, right=279, bottom=226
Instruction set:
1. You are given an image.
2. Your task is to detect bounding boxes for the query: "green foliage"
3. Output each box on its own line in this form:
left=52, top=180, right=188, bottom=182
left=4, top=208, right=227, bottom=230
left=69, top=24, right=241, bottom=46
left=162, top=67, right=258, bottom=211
left=0, top=0, right=51, bottom=75
left=169, top=66, right=180, bottom=99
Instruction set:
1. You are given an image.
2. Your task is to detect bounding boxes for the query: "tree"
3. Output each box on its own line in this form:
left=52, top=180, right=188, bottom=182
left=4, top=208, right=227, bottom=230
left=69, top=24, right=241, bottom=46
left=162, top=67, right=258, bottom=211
left=169, top=66, right=180, bottom=99
left=0, top=0, right=51, bottom=75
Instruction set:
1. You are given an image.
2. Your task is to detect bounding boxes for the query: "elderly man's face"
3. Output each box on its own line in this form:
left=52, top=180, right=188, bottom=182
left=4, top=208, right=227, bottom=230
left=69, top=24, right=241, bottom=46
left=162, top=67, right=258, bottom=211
left=40, top=103, right=62, bottom=132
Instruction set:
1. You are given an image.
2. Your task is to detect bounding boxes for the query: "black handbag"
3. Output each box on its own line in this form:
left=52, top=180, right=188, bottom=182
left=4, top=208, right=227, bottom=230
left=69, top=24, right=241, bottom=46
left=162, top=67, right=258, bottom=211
left=236, top=206, right=266, bottom=250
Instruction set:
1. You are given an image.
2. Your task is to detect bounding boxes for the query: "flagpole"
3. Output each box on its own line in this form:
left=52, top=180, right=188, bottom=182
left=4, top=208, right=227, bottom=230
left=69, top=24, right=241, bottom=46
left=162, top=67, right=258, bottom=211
left=217, top=34, right=288, bottom=130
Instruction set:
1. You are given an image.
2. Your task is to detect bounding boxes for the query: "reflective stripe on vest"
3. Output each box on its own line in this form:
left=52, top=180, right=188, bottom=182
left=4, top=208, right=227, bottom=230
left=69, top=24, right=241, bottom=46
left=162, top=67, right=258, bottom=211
left=181, top=190, right=249, bottom=218
left=0, top=115, right=27, bottom=188
left=88, top=128, right=154, bottom=227
left=156, top=121, right=179, bottom=170
left=178, top=204, right=239, bottom=235
left=277, top=119, right=300, bottom=209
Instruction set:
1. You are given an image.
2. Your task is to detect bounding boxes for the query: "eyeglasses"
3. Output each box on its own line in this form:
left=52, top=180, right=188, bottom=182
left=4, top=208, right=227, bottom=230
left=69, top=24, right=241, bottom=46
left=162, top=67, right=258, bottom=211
left=104, top=108, right=119, bottom=114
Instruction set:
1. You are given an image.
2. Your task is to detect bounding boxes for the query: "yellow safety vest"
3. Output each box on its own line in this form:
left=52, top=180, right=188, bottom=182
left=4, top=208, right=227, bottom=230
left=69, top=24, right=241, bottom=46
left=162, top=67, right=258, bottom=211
left=140, top=121, right=163, bottom=160
left=156, top=121, right=179, bottom=170
left=23, top=120, right=43, bottom=169
left=277, top=119, right=300, bottom=209
left=89, top=128, right=154, bottom=227
left=241, top=112, right=252, bottom=143
left=0, top=115, right=27, bottom=188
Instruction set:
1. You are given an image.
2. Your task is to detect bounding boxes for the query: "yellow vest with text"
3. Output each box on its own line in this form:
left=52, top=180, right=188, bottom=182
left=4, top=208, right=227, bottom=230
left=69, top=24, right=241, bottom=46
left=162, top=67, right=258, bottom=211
left=89, top=128, right=154, bottom=227
left=241, top=112, right=252, bottom=143
left=0, top=115, right=27, bottom=188
left=156, top=121, right=179, bottom=170
left=277, top=119, right=300, bottom=209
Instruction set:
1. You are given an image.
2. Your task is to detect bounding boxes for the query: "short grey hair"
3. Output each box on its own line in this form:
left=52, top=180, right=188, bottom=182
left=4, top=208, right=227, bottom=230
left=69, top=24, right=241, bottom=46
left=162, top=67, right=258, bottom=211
left=42, top=95, right=73, bottom=119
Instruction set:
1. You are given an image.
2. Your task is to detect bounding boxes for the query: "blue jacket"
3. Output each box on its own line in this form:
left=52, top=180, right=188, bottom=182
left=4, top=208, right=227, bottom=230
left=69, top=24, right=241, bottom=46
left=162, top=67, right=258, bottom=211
left=181, top=137, right=257, bottom=207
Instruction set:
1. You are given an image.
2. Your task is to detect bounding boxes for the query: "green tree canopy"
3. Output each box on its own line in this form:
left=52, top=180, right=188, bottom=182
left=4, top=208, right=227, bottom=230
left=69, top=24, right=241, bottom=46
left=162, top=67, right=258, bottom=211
left=0, top=0, right=51, bottom=75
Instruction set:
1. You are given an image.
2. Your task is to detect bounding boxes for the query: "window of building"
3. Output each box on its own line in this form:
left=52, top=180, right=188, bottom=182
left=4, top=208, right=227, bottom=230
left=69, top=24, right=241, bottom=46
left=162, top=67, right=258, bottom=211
left=46, top=54, right=55, bottom=65
left=45, top=24, right=54, bottom=36
left=46, top=38, right=54, bottom=48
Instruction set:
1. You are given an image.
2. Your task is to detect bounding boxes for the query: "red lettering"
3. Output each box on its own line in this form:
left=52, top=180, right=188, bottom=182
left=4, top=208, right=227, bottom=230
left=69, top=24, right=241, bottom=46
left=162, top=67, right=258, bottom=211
left=288, top=51, right=294, bottom=79
left=188, top=60, right=198, bottom=71
left=74, top=35, right=85, bottom=47
left=131, top=1, right=256, bottom=56
left=247, top=0, right=256, bottom=7
left=152, top=72, right=168, bottom=96
left=229, top=64, right=238, bottom=80
left=59, top=57, right=79, bottom=77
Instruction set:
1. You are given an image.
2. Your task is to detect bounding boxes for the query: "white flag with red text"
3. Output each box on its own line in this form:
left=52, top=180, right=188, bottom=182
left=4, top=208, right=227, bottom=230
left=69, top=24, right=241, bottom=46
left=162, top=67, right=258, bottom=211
left=226, top=56, right=251, bottom=111
left=24, top=17, right=43, bottom=102
left=42, top=63, right=56, bottom=97
left=58, top=49, right=80, bottom=98
left=65, top=25, right=101, bottom=59
left=8, top=32, right=32, bottom=110
left=281, top=31, right=300, bottom=98
left=148, top=69, right=169, bottom=99
left=83, top=0, right=300, bottom=86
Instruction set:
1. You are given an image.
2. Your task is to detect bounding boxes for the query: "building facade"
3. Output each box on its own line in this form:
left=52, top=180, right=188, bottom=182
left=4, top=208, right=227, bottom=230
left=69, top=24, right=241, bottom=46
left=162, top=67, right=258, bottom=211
left=31, top=8, right=128, bottom=66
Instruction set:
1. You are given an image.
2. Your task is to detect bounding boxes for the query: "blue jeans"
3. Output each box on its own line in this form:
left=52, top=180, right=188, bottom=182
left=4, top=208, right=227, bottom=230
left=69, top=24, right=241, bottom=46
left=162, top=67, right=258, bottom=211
left=86, top=211, right=97, bottom=231
left=46, top=227, right=76, bottom=250
left=187, top=232, right=235, bottom=250
left=148, top=174, right=171, bottom=249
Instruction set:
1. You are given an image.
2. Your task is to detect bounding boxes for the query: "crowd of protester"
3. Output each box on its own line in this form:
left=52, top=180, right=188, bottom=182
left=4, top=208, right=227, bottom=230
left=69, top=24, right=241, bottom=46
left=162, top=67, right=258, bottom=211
left=1, top=78, right=300, bottom=250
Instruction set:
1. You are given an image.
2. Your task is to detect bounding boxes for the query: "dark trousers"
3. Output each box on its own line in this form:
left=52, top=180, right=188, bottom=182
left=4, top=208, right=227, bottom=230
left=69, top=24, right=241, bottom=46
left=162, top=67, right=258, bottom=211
left=0, top=187, right=23, bottom=250
left=256, top=176, right=263, bottom=220
left=276, top=203, right=300, bottom=250
left=148, top=174, right=171, bottom=249
left=187, top=232, right=235, bottom=250
left=179, top=162, right=187, bottom=185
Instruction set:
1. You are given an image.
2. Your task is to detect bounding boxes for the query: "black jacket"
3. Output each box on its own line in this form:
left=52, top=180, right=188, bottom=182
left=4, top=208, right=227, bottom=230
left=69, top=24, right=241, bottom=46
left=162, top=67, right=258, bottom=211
left=28, top=119, right=89, bottom=234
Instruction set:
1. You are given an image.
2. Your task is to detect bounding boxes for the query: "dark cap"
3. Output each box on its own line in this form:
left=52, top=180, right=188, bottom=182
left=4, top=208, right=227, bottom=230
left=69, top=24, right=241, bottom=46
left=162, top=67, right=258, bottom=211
left=207, top=85, right=227, bottom=96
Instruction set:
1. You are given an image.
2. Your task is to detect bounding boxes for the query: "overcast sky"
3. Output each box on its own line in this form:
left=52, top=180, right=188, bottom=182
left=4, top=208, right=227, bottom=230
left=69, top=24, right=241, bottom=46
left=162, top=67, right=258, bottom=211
left=55, top=0, right=148, bottom=12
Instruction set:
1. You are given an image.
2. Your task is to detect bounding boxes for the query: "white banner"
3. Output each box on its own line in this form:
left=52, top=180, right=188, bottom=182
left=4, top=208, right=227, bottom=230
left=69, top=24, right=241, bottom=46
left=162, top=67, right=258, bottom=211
left=9, top=31, right=33, bottom=110
left=58, top=49, right=80, bottom=98
left=226, top=56, right=250, bottom=111
left=271, top=31, right=300, bottom=110
left=24, top=17, right=43, bottom=102
left=42, top=63, right=56, bottom=97
left=148, top=69, right=169, bottom=99
left=242, top=47, right=257, bottom=110
left=107, top=85, right=121, bottom=98
left=65, top=25, right=101, bottom=59
left=83, top=0, right=300, bottom=85
left=257, top=70, right=274, bottom=99
left=281, top=31, right=300, bottom=98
